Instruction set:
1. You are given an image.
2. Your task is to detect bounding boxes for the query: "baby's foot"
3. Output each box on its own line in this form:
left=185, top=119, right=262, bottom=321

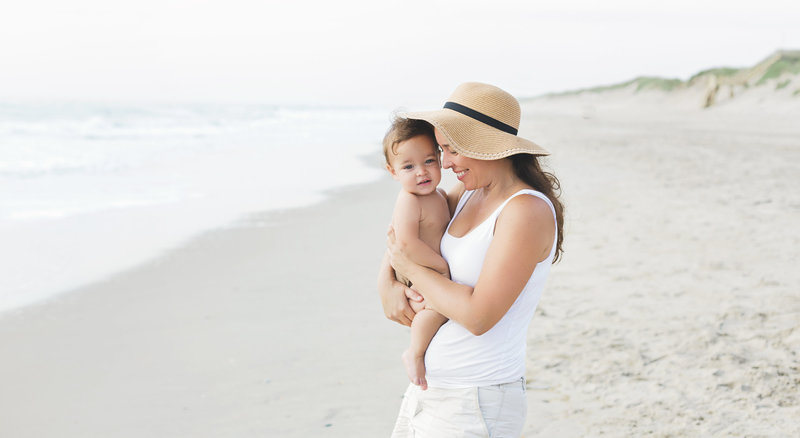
left=402, top=349, right=428, bottom=390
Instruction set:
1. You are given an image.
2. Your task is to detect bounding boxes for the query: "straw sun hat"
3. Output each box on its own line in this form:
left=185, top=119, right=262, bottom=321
left=403, top=82, right=549, bottom=160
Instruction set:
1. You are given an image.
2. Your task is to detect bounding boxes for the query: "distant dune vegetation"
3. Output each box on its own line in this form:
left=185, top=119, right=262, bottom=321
left=535, top=50, right=800, bottom=108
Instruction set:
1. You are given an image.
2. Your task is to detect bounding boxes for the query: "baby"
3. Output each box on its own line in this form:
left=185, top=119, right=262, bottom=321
left=383, top=117, right=450, bottom=390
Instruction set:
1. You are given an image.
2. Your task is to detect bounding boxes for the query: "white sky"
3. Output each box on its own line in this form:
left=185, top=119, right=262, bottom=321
left=1, top=0, right=798, bottom=107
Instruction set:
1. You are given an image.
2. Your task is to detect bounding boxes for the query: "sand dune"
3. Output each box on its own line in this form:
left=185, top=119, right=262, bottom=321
left=532, top=50, right=800, bottom=112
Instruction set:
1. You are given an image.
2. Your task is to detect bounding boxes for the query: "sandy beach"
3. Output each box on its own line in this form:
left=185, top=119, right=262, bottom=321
left=520, top=100, right=800, bottom=436
left=1, top=99, right=799, bottom=436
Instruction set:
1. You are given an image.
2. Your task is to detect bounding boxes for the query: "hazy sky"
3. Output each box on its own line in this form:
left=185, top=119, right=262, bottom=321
left=1, top=0, right=798, bottom=107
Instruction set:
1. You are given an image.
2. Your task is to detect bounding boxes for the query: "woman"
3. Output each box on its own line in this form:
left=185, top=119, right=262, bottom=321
left=379, top=82, right=565, bottom=437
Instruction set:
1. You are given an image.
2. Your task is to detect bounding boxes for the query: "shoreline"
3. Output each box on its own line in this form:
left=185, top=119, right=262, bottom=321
left=0, top=101, right=389, bottom=316
left=0, top=149, right=386, bottom=317
left=0, top=175, right=410, bottom=437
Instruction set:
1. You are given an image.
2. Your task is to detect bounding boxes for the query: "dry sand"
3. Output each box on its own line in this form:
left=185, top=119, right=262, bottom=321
left=1, top=98, right=798, bottom=437
left=521, top=99, right=800, bottom=437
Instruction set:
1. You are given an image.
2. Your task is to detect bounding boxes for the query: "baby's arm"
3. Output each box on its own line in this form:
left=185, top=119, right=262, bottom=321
left=393, top=192, right=449, bottom=277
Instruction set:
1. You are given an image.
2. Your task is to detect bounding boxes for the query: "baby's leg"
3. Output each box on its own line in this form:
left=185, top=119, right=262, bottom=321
left=403, top=309, right=447, bottom=391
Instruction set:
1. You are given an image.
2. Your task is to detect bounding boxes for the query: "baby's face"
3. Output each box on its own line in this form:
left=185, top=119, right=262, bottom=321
left=386, top=135, right=442, bottom=196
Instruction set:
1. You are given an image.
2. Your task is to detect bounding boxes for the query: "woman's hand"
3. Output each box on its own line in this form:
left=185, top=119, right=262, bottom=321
left=381, top=276, right=423, bottom=327
left=378, top=251, right=423, bottom=327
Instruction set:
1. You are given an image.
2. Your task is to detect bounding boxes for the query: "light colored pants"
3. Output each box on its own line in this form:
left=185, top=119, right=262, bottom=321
left=390, top=378, right=527, bottom=438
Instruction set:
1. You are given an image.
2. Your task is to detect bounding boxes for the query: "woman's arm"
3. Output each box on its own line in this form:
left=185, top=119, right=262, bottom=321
left=389, top=195, right=555, bottom=335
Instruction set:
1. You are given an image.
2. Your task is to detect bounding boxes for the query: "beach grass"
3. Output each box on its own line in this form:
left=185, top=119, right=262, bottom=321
left=530, top=51, right=800, bottom=103
left=756, top=56, right=800, bottom=85
left=688, top=67, right=742, bottom=82
left=542, top=76, right=684, bottom=98
left=630, top=76, right=683, bottom=92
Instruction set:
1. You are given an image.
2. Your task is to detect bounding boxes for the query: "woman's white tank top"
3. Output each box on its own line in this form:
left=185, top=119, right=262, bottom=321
left=425, top=189, right=557, bottom=388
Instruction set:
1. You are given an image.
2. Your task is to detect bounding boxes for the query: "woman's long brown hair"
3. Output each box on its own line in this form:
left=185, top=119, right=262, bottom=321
left=509, top=154, right=565, bottom=263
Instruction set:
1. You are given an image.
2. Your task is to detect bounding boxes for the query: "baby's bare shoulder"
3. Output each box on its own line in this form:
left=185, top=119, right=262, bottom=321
left=418, top=190, right=451, bottom=227
left=392, top=190, right=422, bottom=220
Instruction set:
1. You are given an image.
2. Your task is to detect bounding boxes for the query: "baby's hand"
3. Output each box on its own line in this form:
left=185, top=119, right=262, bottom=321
left=409, top=295, right=426, bottom=314
left=404, top=283, right=423, bottom=302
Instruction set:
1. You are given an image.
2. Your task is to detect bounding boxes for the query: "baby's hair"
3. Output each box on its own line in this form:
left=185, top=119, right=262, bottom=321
left=382, top=115, right=437, bottom=165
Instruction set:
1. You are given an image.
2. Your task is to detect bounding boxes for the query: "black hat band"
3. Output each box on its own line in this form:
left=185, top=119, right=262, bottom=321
left=443, top=101, right=518, bottom=136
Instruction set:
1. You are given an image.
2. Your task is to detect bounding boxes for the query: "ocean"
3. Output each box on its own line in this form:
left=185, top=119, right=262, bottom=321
left=0, top=102, right=389, bottom=313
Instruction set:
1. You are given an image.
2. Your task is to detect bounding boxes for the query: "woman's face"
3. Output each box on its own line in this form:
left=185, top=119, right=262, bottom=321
left=435, top=128, right=485, bottom=190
